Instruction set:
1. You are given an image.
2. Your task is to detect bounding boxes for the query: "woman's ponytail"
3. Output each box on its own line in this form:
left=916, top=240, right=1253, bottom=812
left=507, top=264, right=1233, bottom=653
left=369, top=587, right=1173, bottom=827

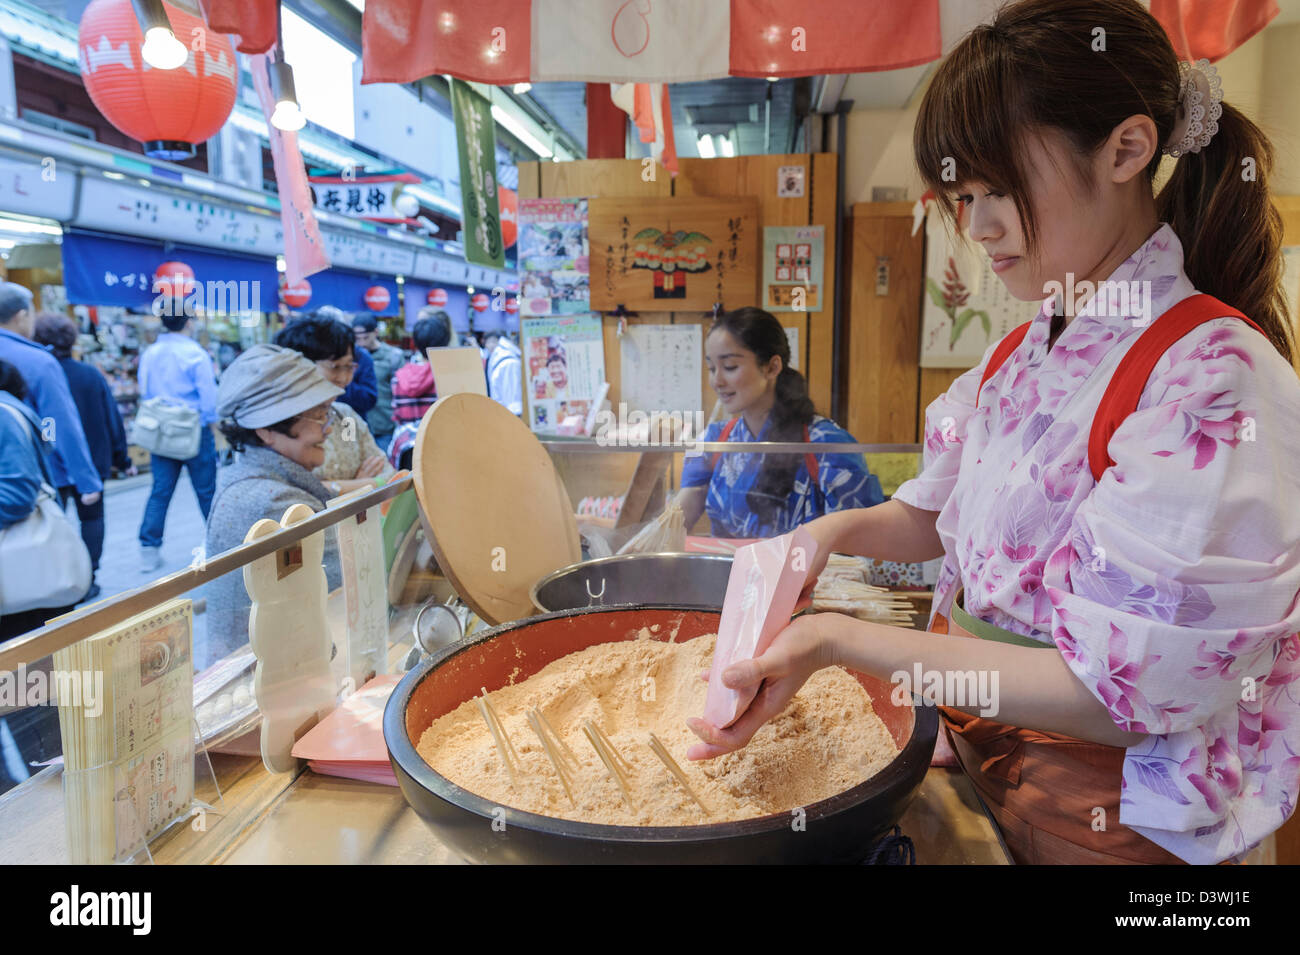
left=1157, top=102, right=1295, bottom=366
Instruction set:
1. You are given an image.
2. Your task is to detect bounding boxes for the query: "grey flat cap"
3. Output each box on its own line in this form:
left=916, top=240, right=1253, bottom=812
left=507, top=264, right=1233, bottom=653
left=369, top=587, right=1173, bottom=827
left=217, top=343, right=343, bottom=429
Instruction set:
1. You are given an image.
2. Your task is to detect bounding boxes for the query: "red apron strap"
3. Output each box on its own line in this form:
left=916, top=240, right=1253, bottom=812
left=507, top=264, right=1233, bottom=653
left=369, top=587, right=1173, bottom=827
left=976, top=322, right=1033, bottom=409
left=1087, top=293, right=1265, bottom=482
left=709, top=417, right=740, bottom=473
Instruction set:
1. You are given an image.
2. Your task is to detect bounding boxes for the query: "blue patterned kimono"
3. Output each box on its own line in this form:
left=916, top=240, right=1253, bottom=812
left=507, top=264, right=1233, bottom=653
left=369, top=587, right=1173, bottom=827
left=681, top=414, right=884, bottom=539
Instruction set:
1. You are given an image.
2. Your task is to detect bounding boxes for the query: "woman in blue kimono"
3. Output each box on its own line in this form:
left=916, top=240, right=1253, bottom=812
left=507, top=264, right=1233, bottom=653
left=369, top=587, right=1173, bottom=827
left=678, top=307, right=884, bottom=538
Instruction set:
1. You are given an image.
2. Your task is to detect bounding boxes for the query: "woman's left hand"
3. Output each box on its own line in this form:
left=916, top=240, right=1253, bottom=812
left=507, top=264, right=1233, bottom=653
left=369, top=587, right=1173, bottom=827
left=686, top=614, right=836, bottom=760
left=356, top=455, right=386, bottom=479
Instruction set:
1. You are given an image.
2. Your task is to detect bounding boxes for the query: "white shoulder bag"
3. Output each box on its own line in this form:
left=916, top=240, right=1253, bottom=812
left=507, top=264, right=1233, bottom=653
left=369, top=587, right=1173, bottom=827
left=0, top=401, right=92, bottom=616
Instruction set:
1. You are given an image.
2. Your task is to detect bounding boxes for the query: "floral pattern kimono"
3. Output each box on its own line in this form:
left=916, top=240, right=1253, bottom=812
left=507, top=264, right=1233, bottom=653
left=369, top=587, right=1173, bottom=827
left=893, top=224, right=1300, bottom=864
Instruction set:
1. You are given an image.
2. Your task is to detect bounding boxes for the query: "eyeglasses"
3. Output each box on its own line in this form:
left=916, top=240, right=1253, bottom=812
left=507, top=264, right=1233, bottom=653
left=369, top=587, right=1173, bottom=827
left=318, top=359, right=356, bottom=375
left=295, top=406, right=332, bottom=425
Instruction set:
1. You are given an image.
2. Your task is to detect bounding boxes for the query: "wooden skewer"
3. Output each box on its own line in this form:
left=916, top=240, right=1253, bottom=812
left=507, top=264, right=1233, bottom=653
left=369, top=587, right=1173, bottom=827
left=588, top=720, right=634, bottom=774
left=476, top=690, right=519, bottom=785
left=647, top=733, right=710, bottom=816
left=480, top=687, right=520, bottom=765
left=583, top=720, right=635, bottom=807
left=535, top=708, right=580, bottom=769
left=527, top=710, right=575, bottom=805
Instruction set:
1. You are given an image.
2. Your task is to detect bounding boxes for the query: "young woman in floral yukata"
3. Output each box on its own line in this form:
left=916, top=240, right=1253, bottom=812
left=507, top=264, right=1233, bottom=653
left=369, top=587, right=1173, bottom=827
left=688, top=0, right=1299, bottom=865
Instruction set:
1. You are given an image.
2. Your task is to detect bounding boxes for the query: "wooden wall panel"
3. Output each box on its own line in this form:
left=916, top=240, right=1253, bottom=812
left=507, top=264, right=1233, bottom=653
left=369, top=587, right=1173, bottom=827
left=842, top=203, right=925, bottom=443
left=808, top=152, right=838, bottom=417
left=540, top=158, right=672, bottom=199
left=522, top=156, right=841, bottom=424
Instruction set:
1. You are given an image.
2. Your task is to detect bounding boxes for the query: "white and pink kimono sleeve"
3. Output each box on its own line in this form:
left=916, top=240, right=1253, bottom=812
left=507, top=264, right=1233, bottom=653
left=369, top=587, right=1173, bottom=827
left=1041, top=320, right=1300, bottom=864
left=891, top=340, right=999, bottom=514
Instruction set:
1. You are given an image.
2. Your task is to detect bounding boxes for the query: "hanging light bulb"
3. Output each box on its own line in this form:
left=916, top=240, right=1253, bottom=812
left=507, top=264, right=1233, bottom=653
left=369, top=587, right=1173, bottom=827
left=269, top=57, right=306, bottom=132
left=132, top=0, right=187, bottom=69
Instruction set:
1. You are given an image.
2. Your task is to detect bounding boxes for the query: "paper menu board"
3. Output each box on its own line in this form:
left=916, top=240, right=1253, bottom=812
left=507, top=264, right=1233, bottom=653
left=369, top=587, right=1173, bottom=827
left=618, top=324, right=703, bottom=418
left=920, top=209, right=1040, bottom=368
left=522, top=314, right=606, bottom=435
left=54, top=599, right=195, bottom=863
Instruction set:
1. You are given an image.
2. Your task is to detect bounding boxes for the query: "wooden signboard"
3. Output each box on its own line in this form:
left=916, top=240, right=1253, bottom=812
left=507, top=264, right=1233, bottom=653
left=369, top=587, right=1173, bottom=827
left=426, top=346, right=488, bottom=397
left=588, top=196, right=759, bottom=312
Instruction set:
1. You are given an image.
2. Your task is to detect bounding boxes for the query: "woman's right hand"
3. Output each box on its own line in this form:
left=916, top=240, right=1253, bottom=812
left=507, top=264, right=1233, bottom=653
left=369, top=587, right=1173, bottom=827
left=356, top=455, right=386, bottom=479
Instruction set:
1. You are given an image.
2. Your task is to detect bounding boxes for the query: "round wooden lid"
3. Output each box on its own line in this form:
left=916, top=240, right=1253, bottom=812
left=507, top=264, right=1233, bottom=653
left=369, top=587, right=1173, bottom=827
left=411, top=393, right=580, bottom=625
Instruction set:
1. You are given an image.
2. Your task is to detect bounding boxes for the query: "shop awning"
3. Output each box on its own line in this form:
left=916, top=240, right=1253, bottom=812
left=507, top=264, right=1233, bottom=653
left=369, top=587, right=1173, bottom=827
left=401, top=281, right=470, bottom=334
left=299, top=270, right=400, bottom=317
left=62, top=230, right=280, bottom=312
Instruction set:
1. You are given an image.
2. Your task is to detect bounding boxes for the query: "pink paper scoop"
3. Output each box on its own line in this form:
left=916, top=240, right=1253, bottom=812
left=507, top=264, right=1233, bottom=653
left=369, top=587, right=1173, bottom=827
left=701, top=527, right=818, bottom=728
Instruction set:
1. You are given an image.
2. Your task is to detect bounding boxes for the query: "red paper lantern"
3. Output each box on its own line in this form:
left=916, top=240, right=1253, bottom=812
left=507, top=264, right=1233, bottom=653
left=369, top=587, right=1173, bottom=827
left=78, top=0, right=238, bottom=160
left=504, top=298, right=519, bottom=314
left=471, top=293, right=489, bottom=312
left=283, top=278, right=312, bottom=308
left=497, top=186, right=518, bottom=248
left=365, top=286, right=391, bottom=311
left=153, top=261, right=195, bottom=297
left=426, top=288, right=448, bottom=307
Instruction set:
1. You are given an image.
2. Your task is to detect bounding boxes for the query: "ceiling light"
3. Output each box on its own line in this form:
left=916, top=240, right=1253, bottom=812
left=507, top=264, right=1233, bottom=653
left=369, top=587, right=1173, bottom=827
left=717, top=135, right=735, bottom=158
left=513, top=82, right=532, bottom=94
left=766, top=75, right=779, bottom=83
left=269, top=58, right=306, bottom=132
left=696, top=134, right=715, bottom=159
left=133, top=0, right=187, bottom=69
left=490, top=104, right=553, bottom=158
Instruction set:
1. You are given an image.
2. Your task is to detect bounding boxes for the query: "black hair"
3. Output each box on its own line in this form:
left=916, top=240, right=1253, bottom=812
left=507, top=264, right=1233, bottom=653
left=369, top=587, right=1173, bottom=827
left=708, top=306, right=816, bottom=525
left=218, top=416, right=298, bottom=453
left=0, top=358, right=28, bottom=399
left=160, top=312, right=191, bottom=333
left=33, top=312, right=78, bottom=357
left=274, top=315, right=354, bottom=362
left=413, top=313, right=452, bottom=352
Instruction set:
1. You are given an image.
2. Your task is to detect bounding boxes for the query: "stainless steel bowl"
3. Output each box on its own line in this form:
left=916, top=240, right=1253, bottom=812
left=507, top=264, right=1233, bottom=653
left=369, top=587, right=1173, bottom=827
left=530, top=552, right=733, bottom=614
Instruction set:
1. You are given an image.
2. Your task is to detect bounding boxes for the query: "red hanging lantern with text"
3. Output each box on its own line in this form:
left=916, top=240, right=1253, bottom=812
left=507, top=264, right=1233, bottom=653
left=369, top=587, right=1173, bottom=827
left=470, top=293, right=489, bottom=312
left=426, top=288, right=448, bottom=307
left=78, top=0, right=238, bottom=160
left=283, top=278, right=312, bottom=308
left=503, top=297, right=519, bottom=314
left=365, top=286, right=391, bottom=311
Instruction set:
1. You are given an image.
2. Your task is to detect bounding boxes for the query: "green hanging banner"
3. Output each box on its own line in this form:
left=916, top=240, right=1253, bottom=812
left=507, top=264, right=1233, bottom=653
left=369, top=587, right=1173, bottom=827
left=451, top=79, right=505, bottom=269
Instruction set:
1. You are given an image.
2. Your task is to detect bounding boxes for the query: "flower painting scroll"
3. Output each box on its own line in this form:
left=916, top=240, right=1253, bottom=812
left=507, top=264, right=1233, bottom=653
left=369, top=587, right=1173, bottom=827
left=920, top=206, right=1040, bottom=368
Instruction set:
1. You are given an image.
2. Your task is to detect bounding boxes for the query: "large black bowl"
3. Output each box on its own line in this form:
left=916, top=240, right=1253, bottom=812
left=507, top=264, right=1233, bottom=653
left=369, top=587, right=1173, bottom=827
left=384, top=606, right=938, bottom=864
left=530, top=553, right=733, bottom=613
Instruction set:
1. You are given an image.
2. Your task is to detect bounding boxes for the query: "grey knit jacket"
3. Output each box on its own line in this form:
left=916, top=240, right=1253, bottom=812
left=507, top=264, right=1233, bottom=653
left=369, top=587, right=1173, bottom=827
left=201, top=446, right=342, bottom=671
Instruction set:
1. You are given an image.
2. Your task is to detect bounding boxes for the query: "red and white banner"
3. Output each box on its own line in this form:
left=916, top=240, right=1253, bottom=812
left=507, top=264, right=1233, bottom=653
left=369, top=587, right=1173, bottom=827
left=250, top=50, right=330, bottom=286
left=611, top=82, right=678, bottom=176
left=197, top=0, right=276, bottom=54
left=1149, top=0, right=1278, bottom=62
left=532, top=0, right=729, bottom=83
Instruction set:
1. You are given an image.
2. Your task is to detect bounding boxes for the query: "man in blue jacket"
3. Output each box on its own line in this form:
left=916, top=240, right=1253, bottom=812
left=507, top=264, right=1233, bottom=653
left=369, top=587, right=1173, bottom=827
left=0, top=284, right=101, bottom=511
left=136, top=309, right=218, bottom=572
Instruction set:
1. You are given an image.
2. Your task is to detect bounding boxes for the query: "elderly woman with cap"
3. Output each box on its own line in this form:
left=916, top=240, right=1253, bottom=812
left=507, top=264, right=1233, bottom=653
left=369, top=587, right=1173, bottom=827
left=201, top=344, right=344, bottom=670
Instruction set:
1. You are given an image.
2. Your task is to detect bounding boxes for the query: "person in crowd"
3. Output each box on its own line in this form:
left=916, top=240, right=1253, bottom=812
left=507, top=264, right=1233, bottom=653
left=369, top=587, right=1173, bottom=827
left=0, top=284, right=102, bottom=515
left=0, top=359, right=72, bottom=792
left=352, top=313, right=406, bottom=452
left=0, top=357, right=81, bottom=639
left=274, top=315, right=394, bottom=496
left=203, top=344, right=344, bottom=671
left=33, top=313, right=135, bottom=601
left=482, top=330, right=523, bottom=416
left=314, top=306, right=377, bottom=417
left=386, top=310, right=452, bottom=471
left=677, top=307, right=885, bottom=538
left=136, top=308, right=218, bottom=572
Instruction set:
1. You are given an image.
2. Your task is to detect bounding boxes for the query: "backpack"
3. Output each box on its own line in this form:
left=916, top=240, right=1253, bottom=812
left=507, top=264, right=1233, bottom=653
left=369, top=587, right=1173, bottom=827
left=975, top=294, right=1265, bottom=481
